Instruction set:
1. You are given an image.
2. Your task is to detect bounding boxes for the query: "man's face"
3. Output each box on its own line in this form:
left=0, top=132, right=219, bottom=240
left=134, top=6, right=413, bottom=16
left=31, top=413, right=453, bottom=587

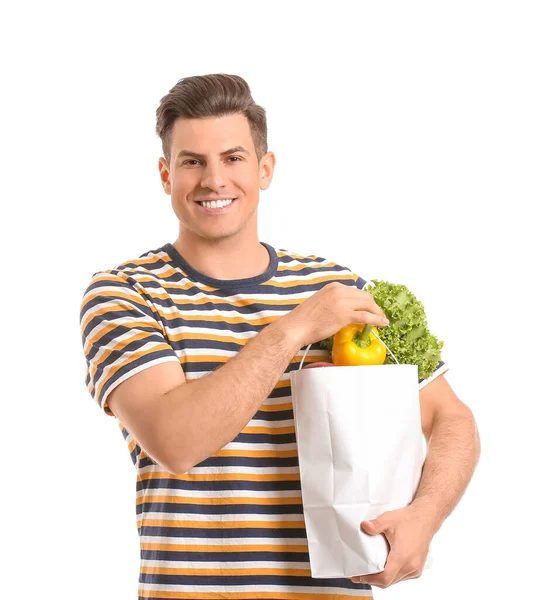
left=159, top=113, right=275, bottom=242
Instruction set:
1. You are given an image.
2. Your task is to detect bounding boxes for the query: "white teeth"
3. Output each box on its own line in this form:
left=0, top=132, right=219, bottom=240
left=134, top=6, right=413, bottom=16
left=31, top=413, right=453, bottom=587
left=201, top=198, right=234, bottom=209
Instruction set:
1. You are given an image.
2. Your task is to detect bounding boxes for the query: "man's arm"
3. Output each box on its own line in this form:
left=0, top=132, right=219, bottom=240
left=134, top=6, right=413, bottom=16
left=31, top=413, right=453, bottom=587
left=108, top=315, right=304, bottom=475
left=166, top=318, right=304, bottom=473
left=412, top=374, right=481, bottom=533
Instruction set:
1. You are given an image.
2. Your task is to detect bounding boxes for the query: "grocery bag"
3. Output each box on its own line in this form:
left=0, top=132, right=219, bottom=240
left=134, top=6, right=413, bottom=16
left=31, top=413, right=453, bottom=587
left=289, top=335, right=433, bottom=578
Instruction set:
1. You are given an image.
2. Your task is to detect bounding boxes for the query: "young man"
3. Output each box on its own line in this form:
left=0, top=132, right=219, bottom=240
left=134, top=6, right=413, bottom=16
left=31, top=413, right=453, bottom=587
left=79, top=73, right=480, bottom=598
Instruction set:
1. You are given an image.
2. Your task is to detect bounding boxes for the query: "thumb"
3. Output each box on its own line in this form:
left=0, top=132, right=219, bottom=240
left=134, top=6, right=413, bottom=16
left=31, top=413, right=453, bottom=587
left=361, top=518, right=384, bottom=535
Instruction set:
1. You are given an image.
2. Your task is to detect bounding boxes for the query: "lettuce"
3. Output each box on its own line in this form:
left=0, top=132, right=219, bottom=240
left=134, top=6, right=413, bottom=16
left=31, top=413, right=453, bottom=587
left=319, top=279, right=444, bottom=380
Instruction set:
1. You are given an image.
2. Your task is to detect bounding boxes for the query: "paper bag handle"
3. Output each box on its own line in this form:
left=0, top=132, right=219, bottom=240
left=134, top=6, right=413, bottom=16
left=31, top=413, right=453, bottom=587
left=297, top=281, right=401, bottom=370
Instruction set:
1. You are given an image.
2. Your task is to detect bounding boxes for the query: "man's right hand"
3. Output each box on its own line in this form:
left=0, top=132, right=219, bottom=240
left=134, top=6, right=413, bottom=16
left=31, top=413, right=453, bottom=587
left=278, top=281, right=390, bottom=349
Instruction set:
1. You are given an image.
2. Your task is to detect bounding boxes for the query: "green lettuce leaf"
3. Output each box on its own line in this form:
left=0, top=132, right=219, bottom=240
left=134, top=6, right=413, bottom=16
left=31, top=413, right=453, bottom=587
left=319, top=279, right=444, bottom=380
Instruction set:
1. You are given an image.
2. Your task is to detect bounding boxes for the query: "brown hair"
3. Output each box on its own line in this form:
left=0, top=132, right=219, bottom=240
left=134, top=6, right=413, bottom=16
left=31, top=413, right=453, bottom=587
left=156, top=73, right=268, bottom=166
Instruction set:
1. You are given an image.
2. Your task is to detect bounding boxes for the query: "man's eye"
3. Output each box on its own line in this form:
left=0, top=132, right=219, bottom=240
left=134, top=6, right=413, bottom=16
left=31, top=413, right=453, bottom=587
left=183, top=157, right=241, bottom=166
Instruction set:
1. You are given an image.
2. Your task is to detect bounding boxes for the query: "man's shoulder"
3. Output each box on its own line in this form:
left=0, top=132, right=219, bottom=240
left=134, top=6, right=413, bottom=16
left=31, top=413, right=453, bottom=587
left=273, top=245, right=370, bottom=289
left=89, top=244, right=171, bottom=283
left=275, top=244, right=346, bottom=268
left=81, top=246, right=174, bottom=308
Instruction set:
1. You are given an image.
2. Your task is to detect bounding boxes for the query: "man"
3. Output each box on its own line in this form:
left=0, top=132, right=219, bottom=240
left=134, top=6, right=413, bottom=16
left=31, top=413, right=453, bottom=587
left=79, top=73, right=480, bottom=598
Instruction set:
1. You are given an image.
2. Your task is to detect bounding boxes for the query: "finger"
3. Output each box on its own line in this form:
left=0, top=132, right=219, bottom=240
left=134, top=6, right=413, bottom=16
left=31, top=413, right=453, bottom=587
left=359, top=290, right=386, bottom=318
left=341, top=288, right=387, bottom=322
left=352, top=309, right=390, bottom=328
left=353, top=547, right=402, bottom=588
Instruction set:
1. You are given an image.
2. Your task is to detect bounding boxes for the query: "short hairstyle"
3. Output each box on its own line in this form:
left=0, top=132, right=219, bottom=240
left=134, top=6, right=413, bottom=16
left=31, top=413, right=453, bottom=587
left=155, top=73, right=268, bottom=165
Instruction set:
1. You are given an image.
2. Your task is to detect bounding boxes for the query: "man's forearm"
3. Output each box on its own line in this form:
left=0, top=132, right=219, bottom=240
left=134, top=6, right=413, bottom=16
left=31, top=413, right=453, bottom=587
left=411, top=407, right=481, bottom=534
left=161, top=315, right=303, bottom=474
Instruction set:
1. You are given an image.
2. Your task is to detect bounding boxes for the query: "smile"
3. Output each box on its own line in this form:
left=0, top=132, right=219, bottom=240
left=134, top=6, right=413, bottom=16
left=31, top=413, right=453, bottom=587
left=195, top=198, right=237, bottom=214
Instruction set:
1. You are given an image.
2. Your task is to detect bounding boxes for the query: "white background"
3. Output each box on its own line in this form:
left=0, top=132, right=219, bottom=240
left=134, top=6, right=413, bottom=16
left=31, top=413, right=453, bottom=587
left=1, top=1, right=536, bottom=598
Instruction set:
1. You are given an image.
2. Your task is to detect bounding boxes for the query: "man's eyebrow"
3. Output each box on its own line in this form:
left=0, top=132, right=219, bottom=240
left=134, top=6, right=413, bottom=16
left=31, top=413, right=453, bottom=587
left=176, top=146, right=251, bottom=159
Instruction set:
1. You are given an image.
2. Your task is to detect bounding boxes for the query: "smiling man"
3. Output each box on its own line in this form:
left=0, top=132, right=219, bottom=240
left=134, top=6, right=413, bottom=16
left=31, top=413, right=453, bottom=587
left=79, top=73, right=480, bottom=599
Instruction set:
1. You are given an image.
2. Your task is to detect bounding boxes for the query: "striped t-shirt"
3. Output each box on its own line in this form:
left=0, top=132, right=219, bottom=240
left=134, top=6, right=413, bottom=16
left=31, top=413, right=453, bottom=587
left=79, top=241, right=448, bottom=600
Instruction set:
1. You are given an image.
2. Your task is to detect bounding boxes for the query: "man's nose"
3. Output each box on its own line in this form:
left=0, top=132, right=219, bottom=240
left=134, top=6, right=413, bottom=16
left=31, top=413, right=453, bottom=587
left=200, top=161, right=228, bottom=190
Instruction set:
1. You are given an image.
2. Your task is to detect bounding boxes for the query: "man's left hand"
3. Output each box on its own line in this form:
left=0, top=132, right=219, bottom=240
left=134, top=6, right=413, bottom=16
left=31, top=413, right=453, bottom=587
left=349, top=505, right=436, bottom=589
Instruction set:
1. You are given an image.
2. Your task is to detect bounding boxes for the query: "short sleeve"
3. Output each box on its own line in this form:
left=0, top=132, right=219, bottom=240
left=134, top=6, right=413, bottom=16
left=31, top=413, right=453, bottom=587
left=355, top=275, right=372, bottom=291
left=79, top=271, right=180, bottom=417
left=352, top=272, right=449, bottom=389
left=418, top=359, right=449, bottom=389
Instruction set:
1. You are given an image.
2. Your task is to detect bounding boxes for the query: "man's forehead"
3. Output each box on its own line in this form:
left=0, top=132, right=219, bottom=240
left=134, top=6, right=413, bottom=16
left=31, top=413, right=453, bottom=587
left=171, top=115, right=254, bottom=157
left=176, top=145, right=251, bottom=160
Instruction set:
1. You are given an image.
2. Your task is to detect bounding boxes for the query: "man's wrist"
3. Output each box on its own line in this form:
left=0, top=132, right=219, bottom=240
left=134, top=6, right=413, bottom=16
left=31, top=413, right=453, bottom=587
left=409, top=497, right=444, bottom=536
left=270, top=314, right=305, bottom=355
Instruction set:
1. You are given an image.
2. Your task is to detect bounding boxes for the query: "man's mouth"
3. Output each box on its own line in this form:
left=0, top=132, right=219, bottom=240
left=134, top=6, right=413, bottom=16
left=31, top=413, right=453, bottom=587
left=195, top=198, right=237, bottom=213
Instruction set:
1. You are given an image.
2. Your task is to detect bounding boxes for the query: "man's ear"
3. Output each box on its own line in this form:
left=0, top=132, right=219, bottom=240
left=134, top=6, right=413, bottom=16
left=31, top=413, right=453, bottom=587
left=259, top=151, right=276, bottom=191
left=158, top=157, right=171, bottom=194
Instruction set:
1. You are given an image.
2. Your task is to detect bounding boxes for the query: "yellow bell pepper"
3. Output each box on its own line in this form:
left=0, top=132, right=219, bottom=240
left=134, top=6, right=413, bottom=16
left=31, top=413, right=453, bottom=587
left=331, top=323, right=387, bottom=366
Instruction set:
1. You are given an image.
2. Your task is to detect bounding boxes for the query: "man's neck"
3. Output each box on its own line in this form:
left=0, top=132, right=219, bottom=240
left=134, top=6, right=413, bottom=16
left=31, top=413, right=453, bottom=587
left=172, top=234, right=271, bottom=281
